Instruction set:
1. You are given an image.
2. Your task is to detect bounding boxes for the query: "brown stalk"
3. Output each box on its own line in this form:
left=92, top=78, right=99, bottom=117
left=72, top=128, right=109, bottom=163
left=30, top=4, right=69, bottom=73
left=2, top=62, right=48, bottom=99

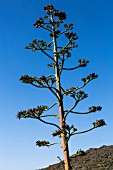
left=52, top=15, right=71, bottom=170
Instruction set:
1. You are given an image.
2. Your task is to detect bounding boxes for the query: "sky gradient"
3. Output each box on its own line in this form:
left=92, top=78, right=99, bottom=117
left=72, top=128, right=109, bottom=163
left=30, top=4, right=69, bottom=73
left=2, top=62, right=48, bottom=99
left=1, top=0, right=113, bottom=170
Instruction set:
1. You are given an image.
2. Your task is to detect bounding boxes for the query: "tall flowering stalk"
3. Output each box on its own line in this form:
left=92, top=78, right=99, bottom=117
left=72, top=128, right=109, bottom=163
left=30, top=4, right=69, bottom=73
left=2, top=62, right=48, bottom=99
left=17, top=5, right=106, bottom=170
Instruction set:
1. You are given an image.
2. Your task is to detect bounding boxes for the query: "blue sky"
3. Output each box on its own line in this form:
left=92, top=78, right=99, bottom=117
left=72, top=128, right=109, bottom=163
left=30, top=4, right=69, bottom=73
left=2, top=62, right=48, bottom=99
left=0, top=0, right=113, bottom=169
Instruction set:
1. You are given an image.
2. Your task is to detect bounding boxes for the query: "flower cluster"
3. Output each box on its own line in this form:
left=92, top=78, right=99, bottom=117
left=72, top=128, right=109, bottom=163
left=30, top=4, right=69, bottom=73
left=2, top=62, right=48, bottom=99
left=48, top=62, right=62, bottom=69
left=64, top=87, right=76, bottom=96
left=37, top=75, right=56, bottom=86
left=44, top=4, right=66, bottom=21
left=64, top=124, right=77, bottom=134
left=89, top=106, right=102, bottom=112
left=36, top=140, right=50, bottom=147
left=52, top=124, right=77, bottom=138
left=33, top=5, right=67, bottom=32
left=34, top=40, right=47, bottom=48
left=59, top=49, right=71, bottom=58
left=75, top=90, right=88, bottom=101
left=78, top=59, right=89, bottom=67
left=54, top=10, right=66, bottom=20
left=39, top=75, right=48, bottom=83
left=64, top=23, right=73, bottom=30
left=33, top=18, right=44, bottom=28
left=20, top=75, right=36, bottom=84
left=93, top=119, right=106, bottom=128
left=25, top=39, right=52, bottom=51
left=17, top=105, right=48, bottom=119
left=52, top=129, right=62, bottom=137
left=49, top=30, right=61, bottom=38
left=20, top=74, right=56, bottom=87
left=48, top=63, right=55, bottom=68
left=65, top=32, right=78, bottom=40
left=44, top=4, right=54, bottom=14
left=64, top=89, right=88, bottom=100
left=82, top=73, right=98, bottom=84
left=69, top=41, right=78, bottom=49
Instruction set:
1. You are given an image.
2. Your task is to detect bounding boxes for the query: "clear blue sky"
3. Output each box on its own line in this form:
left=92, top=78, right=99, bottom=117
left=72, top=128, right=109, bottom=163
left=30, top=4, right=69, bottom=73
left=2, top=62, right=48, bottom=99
left=1, top=0, right=113, bottom=170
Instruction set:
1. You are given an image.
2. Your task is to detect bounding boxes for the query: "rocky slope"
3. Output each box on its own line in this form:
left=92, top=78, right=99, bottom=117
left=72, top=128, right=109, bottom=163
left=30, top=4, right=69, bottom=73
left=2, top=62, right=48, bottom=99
left=39, top=145, right=113, bottom=170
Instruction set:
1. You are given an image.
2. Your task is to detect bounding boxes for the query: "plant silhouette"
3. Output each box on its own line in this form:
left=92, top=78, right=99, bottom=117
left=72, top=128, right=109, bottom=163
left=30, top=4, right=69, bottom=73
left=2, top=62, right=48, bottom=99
left=17, top=4, right=106, bottom=170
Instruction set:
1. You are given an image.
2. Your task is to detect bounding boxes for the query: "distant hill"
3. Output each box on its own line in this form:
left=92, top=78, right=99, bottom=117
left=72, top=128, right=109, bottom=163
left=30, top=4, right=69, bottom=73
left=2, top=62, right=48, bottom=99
left=39, top=145, right=113, bottom=170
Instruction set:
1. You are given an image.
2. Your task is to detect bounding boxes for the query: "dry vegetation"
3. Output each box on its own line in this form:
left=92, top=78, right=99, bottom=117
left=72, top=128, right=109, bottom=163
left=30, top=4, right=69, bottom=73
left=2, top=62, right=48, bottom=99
left=40, top=145, right=113, bottom=170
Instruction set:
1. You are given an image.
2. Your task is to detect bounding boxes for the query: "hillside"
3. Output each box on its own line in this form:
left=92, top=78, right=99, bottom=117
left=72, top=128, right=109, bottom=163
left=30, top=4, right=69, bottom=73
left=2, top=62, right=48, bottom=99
left=39, top=145, right=113, bottom=170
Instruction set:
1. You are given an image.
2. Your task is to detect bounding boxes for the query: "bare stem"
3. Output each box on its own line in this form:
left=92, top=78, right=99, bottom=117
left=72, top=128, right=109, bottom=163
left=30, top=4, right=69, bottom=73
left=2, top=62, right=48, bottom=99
left=58, top=40, right=71, bottom=53
left=63, top=65, right=80, bottom=71
left=40, top=25, right=52, bottom=32
left=59, top=54, right=65, bottom=75
left=52, top=14, right=71, bottom=170
left=64, top=110, right=91, bottom=115
left=41, top=114, right=59, bottom=118
left=38, top=118, right=61, bottom=129
left=37, top=43, right=55, bottom=61
left=64, top=100, right=79, bottom=120
left=72, top=127, right=95, bottom=135
left=46, top=102, right=58, bottom=110
left=31, top=83, right=59, bottom=99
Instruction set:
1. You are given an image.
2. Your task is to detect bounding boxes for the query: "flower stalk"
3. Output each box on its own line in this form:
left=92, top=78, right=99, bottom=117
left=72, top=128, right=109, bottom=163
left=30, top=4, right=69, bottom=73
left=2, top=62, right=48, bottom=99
left=17, top=4, right=106, bottom=170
